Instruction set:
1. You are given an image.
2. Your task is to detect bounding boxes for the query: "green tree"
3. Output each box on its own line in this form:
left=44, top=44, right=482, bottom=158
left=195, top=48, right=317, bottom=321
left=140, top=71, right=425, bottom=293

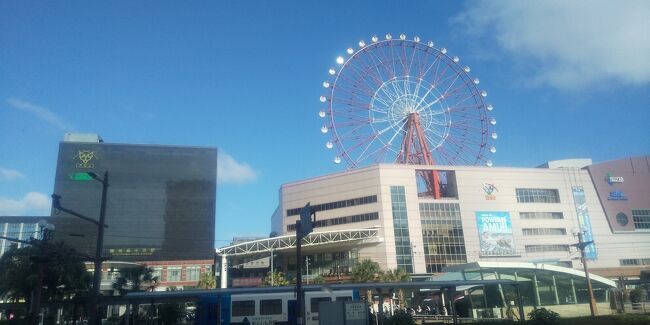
left=157, top=287, right=186, bottom=324
left=196, top=272, right=216, bottom=289
left=352, top=259, right=382, bottom=283
left=527, top=307, right=560, bottom=325
left=629, top=287, right=646, bottom=303
left=384, top=310, right=415, bottom=325
left=311, top=275, right=326, bottom=284
left=263, top=270, right=289, bottom=286
left=111, top=265, right=157, bottom=295
left=0, top=241, right=91, bottom=303
left=112, top=265, right=158, bottom=322
left=381, top=268, right=411, bottom=307
left=352, top=259, right=382, bottom=307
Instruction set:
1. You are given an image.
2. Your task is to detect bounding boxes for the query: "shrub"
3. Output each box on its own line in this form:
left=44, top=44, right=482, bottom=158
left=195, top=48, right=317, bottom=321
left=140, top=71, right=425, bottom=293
left=628, top=288, right=646, bottom=303
left=384, top=310, right=415, bottom=325
left=528, top=307, right=560, bottom=325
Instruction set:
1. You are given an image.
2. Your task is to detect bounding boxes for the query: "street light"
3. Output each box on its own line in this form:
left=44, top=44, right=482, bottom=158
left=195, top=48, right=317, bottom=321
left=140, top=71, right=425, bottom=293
left=52, top=170, right=109, bottom=325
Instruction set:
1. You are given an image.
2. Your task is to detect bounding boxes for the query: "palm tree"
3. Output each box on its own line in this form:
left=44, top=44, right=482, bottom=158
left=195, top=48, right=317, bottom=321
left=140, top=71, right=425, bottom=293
left=263, top=270, right=289, bottom=286
left=352, top=259, right=382, bottom=309
left=196, top=272, right=216, bottom=289
left=112, top=265, right=157, bottom=295
left=112, top=265, right=158, bottom=322
left=381, top=268, right=411, bottom=308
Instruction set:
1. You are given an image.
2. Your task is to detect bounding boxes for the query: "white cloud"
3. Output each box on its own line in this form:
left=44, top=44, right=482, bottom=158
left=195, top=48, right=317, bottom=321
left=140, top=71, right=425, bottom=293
left=6, top=97, right=74, bottom=130
left=453, top=0, right=650, bottom=89
left=217, top=152, right=259, bottom=184
left=0, top=192, right=51, bottom=215
left=0, top=167, right=25, bottom=181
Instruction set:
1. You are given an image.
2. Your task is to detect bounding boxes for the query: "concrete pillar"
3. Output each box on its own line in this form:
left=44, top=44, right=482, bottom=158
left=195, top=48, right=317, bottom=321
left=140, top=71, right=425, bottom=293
left=496, top=272, right=506, bottom=308
left=220, top=255, right=228, bottom=289
left=552, top=275, right=560, bottom=305
left=533, top=274, right=541, bottom=306
left=570, top=279, right=578, bottom=304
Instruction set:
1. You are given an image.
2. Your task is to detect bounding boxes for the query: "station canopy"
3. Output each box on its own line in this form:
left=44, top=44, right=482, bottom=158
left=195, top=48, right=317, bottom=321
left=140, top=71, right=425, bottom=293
left=216, top=227, right=382, bottom=257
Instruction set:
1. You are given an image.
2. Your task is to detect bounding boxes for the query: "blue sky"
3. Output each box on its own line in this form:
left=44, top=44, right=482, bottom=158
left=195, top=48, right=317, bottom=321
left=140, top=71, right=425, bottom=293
left=1, top=1, right=649, bottom=246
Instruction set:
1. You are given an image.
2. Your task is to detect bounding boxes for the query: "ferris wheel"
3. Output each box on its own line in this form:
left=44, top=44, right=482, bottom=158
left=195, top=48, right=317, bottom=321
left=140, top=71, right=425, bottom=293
left=319, top=33, right=497, bottom=172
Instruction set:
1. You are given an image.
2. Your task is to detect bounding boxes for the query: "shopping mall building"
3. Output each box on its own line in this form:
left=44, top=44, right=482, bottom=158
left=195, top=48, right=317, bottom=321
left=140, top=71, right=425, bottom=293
left=266, top=156, right=649, bottom=278
left=221, top=156, right=648, bottom=286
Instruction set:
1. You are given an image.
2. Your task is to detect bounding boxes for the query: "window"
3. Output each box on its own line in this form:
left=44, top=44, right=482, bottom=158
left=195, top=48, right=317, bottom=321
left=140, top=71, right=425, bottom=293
left=524, top=245, right=570, bottom=253
left=167, top=266, right=181, bottom=282
left=420, top=202, right=466, bottom=273
left=260, top=299, right=282, bottom=315
left=516, top=189, right=560, bottom=203
left=310, top=297, right=331, bottom=313
left=336, top=296, right=352, bottom=301
left=152, top=267, right=163, bottom=282
left=520, top=212, right=564, bottom=219
left=632, top=210, right=650, bottom=229
left=522, top=228, right=567, bottom=236
left=286, top=195, right=377, bottom=216
left=232, top=300, right=255, bottom=317
left=391, top=187, right=413, bottom=273
left=616, top=213, right=629, bottom=226
left=186, top=266, right=200, bottom=281
left=620, top=258, right=650, bottom=266
left=416, top=170, right=458, bottom=198
left=287, top=212, right=379, bottom=231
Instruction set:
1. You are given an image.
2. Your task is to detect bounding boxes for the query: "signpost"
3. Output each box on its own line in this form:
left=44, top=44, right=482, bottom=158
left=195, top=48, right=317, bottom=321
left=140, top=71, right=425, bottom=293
left=296, top=203, right=315, bottom=324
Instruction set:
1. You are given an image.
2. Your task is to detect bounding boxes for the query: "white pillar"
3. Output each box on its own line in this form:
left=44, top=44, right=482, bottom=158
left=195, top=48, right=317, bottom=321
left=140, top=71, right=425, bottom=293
left=220, top=255, right=228, bottom=289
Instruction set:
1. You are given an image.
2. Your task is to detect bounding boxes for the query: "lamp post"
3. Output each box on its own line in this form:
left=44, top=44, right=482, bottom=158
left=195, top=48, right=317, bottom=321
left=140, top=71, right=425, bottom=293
left=52, top=171, right=109, bottom=325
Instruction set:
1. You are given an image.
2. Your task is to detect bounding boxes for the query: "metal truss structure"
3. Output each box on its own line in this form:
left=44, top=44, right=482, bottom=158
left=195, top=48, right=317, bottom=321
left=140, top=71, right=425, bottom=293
left=216, top=228, right=381, bottom=257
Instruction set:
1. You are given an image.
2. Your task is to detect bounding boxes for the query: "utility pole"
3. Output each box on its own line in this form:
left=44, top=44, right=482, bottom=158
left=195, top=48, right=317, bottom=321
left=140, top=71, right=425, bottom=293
left=296, top=203, right=315, bottom=325
left=52, top=171, right=109, bottom=325
left=305, top=257, right=310, bottom=285
left=270, top=248, right=274, bottom=286
left=30, top=222, right=54, bottom=325
left=573, top=231, right=597, bottom=317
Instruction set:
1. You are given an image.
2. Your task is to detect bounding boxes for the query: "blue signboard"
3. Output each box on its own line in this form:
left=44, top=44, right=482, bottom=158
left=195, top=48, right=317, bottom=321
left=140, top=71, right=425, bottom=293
left=475, top=211, right=517, bottom=256
left=572, top=186, right=597, bottom=259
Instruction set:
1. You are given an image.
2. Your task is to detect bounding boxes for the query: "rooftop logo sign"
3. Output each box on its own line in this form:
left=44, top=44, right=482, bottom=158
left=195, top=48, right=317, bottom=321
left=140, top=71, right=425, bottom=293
left=606, top=173, right=624, bottom=185
left=74, top=150, right=96, bottom=169
left=483, top=183, right=498, bottom=200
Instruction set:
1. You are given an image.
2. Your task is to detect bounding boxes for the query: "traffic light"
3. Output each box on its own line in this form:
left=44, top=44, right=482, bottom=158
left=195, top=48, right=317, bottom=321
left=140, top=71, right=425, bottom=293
left=298, top=202, right=314, bottom=239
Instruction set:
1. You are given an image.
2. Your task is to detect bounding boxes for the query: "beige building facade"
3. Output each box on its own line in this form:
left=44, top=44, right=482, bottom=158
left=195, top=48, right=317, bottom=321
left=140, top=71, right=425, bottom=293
left=274, top=157, right=650, bottom=279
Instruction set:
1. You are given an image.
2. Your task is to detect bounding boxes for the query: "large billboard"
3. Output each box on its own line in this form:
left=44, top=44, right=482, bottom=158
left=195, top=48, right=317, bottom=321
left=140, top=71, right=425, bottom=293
left=572, top=186, right=597, bottom=259
left=476, top=211, right=517, bottom=256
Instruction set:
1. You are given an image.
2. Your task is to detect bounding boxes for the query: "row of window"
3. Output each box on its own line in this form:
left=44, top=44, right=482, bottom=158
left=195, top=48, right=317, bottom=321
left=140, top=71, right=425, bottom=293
left=516, top=189, right=561, bottom=203
left=391, top=186, right=414, bottom=273
left=524, top=245, right=570, bottom=253
left=286, top=212, right=379, bottom=231
left=286, top=195, right=377, bottom=217
left=620, top=258, right=650, bottom=266
left=522, top=228, right=567, bottom=236
left=632, top=210, right=650, bottom=229
left=520, top=212, right=564, bottom=219
left=420, top=202, right=467, bottom=273
left=151, top=265, right=208, bottom=282
left=232, top=296, right=352, bottom=316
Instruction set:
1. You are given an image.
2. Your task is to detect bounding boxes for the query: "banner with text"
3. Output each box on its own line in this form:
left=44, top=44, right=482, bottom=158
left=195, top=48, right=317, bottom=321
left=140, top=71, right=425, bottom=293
left=476, top=211, right=517, bottom=256
left=572, top=186, right=597, bottom=259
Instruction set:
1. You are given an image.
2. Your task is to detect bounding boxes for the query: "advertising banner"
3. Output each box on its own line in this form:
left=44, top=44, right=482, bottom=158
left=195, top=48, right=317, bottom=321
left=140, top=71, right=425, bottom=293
left=476, top=211, right=517, bottom=256
left=572, top=186, right=597, bottom=259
